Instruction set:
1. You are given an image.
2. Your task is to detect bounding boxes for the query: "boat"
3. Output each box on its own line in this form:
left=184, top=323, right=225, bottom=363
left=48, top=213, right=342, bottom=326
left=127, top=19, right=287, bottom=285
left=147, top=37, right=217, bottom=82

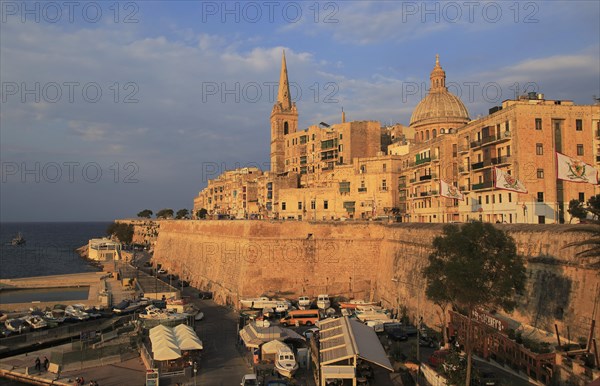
left=339, top=300, right=378, bottom=309
left=65, top=305, right=90, bottom=321
left=23, top=315, right=48, bottom=329
left=274, top=345, right=299, bottom=378
left=298, top=296, right=311, bottom=309
left=240, top=296, right=272, bottom=309
left=43, top=311, right=65, bottom=324
left=112, top=300, right=142, bottom=315
left=316, top=294, right=331, bottom=310
left=11, top=232, right=25, bottom=246
left=139, top=305, right=187, bottom=322
left=5, top=318, right=28, bottom=332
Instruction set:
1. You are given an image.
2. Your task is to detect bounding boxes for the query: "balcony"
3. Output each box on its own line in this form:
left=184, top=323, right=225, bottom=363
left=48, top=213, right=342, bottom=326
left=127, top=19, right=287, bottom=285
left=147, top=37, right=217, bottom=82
left=491, top=155, right=512, bottom=166
left=419, top=174, right=432, bottom=181
left=459, top=165, right=470, bottom=174
left=471, top=181, right=494, bottom=191
left=458, top=145, right=470, bottom=154
left=398, top=183, right=407, bottom=189
left=409, top=178, right=416, bottom=183
left=471, top=161, right=485, bottom=170
left=419, top=190, right=439, bottom=197
left=415, top=157, right=431, bottom=166
left=470, top=140, right=482, bottom=149
left=431, top=155, right=440, bottom=163
left=358, top=187, right=368, bottom=193
left=459, top=185, right=469, bottom=192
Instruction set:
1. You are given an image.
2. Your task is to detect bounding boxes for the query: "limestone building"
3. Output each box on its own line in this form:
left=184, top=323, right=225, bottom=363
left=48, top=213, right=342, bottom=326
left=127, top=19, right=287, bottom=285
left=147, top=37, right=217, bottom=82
left=193, top=53, right=600, bottom=224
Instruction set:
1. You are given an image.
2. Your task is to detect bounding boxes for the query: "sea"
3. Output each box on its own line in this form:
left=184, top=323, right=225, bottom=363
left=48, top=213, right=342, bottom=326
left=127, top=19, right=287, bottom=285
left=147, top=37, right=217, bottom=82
left=0, top=222, right=110, bottom=386
left=0, top=222, right=111, bottom=279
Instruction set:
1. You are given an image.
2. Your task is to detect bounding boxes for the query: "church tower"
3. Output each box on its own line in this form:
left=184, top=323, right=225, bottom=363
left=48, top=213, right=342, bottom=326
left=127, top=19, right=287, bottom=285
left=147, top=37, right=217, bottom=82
left=270, top=50, right=298, bottom=174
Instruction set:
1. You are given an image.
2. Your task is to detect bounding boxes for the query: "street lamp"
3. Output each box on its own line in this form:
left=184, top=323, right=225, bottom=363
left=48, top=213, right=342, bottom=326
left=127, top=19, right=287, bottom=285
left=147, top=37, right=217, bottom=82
left=193, top=361, right=197, bottom=386
left=392, top=277, right=422, bottom=382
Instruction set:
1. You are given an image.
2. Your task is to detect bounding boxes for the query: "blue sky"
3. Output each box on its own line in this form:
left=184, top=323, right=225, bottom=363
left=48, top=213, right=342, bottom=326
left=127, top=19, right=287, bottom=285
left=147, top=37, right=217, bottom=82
left=1, top=1, right=599, bottom=221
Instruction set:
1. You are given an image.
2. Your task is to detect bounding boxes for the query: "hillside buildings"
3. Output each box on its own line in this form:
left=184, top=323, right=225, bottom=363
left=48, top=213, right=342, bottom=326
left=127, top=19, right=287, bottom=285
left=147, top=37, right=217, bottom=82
left=193, top=53, right=600, bottom=224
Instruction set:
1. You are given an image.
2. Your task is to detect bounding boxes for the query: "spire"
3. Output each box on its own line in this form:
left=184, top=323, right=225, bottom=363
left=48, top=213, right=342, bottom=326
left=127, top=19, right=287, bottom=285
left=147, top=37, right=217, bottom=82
left=430, top=54, right=446, bottom=92
left=277, top=50, right=292, bottom=110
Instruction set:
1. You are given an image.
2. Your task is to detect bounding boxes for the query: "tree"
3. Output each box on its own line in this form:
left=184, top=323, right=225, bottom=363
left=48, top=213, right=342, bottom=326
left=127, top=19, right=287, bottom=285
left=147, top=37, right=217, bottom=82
left=156, top=208, right=174, bottom=219
left=137, top=209, right=153, bottom=218
left=196, top=208, right=208, bottom=219
left=422, top=222, right=526, bottom=386
left=106, top=222, right=134, bottom=244
left=564, top=195, right=600, bottom=266
left=176, top=209, right=189, bottom=219
left=567, top=199, right=587, bottom=223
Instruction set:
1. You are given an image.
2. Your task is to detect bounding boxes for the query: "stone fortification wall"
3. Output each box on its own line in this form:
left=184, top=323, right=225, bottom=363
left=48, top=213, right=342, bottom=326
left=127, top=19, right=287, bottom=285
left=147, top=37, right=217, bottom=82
left=148, top=220, right=599, bottom=341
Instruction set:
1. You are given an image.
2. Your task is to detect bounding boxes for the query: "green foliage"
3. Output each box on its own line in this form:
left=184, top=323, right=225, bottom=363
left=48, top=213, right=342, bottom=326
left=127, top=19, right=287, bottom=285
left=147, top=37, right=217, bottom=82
left=563, top=195, right=600, bottom=266
left=137, top=209, right=153, bottom=218
left=587, top=194, right=600, bottom=218
left=442, top=350, right=467, bottom=385
left=422, top=221, right=526, bottom=386
left=196, top=208, right=208, bottom=219
left=176, top=209, right=189, bottom=219
left=423, top=221, right=526, bottom=313
left=106, top=222, right=134, bottom=244
left=156, top=208, right=174, bottom=219
left=567, top=199, right=587, bottom=222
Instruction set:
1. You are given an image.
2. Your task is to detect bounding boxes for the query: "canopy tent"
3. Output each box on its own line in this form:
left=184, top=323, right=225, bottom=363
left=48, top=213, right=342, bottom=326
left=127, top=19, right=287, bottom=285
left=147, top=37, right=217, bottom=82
left=149, top=324, right=203, bottom=361
left=153, top=345, right=181, bottom=361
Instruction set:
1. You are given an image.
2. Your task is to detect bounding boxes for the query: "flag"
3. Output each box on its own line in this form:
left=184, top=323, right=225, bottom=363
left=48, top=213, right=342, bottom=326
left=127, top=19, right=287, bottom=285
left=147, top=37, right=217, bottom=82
left=556, top=152, right=598, bottom=184
left=440, top=180, right=464, bottom=200
left=494, top=167, right=528, bottom=193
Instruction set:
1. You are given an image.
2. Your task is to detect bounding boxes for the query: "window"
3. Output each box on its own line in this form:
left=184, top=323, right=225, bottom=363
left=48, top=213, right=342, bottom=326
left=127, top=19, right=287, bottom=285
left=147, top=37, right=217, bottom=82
left=339, top=181, right=350, bottom=193
left=537, top=192, right=544, bottom=202
left=577, top=144, right=584, bottom=156
left=509, top=193, right=512, bottom=202
left=538, top=216, right=545, bottom=224
left=486, top=195, right=489, bottom=204
left=579, top=193, right=585, bottom=202
left=282, top=202, right=286, bottom=211
left=284, top=122, right=289, bottom=135
left=298, top=202, right=303, bottom=210
left=499, top=194, right=502, bottom=203
left=339, top=144, right=343, bottom=152
left=382, top=180, right=387, bottom=191
left=492, top=195, right=496, bottom=204
left=536, top=143, right=543, bottom=155
left=506, top=145, right=511, bottom=157
left=537, top=169, right=544, bottom=179
left=340, top=133, right=343, bottom=139
left=535, top=118, right=542, bottom=130
left=311, top=200, right=316, bottom=210
left=478, top=196, right=482, bottom=204
left=383, top=163, right=387, bottom=172
left=576, top=119, right=583, bottom=131
left=323, top=200, right=329, bottom=209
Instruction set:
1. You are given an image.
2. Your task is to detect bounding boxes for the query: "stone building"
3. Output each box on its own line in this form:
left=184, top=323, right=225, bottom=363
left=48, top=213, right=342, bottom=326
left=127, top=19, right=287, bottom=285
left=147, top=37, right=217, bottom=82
left=193, top=53, right=600, bottom=224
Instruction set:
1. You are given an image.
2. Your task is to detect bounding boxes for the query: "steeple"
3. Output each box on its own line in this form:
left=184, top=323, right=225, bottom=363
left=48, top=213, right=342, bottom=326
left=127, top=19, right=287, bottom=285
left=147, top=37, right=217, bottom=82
left=277, top=50, right=292, bottom=111
left=430, top=54, right=447, bottom=92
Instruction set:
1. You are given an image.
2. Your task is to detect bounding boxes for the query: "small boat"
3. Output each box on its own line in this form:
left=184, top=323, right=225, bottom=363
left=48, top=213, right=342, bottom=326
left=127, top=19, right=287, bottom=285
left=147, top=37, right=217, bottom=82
left=316, top=294, right=331, bottom=310
left=11, top=232, right=26, bottom=246
left=274, top=345, right=299, bottom=378
left=5, top=318, right=28, bottom=332
left=65, top=305, right=90, bottom=321
left=23, top=315, right=47, bottom=329
left=43, top=311, right=65, bottom=323
left=112, top=300, right=141, bottom=314
left=298, top=296, right=311, bottom=309
left=139, top=305, right=187, bottom=322
left=339, top=300, right=378, bottom=309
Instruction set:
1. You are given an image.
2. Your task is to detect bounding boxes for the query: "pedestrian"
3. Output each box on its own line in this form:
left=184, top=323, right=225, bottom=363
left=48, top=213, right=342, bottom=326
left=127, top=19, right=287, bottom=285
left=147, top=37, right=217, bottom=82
left=34, top=357, right=41, bottom=372
left=43, top=356, right=49, bottom=371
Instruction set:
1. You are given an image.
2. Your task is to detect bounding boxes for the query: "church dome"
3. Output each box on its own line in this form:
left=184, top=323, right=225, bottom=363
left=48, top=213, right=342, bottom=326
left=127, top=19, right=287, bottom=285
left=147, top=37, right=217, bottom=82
left=409, top=55, right=470, bottom=128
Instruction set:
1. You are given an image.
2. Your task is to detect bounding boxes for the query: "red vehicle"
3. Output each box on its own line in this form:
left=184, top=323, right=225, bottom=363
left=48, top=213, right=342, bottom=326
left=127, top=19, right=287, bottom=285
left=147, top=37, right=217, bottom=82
left=428, top=350, right=449, bottom=369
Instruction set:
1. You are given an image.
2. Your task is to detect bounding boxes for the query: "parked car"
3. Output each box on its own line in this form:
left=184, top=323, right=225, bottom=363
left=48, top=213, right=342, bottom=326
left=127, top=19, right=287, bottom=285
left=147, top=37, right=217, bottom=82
left=386, top=328, right=408, bottom=341
left=240, top=374, right=258, bottom=386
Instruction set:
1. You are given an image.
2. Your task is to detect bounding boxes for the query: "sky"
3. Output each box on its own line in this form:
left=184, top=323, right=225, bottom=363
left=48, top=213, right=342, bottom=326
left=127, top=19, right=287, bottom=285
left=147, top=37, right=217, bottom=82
left=1, top=0, right=599, bottom=222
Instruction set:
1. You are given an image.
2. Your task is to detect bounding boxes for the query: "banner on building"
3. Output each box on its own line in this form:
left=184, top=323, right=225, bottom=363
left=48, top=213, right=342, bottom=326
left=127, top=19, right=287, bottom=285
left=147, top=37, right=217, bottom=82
left=493, top=167, right=528, bottom=193
left=556, top=152, right=599, bottom=184
left=439, top=180, right=464, bottom=200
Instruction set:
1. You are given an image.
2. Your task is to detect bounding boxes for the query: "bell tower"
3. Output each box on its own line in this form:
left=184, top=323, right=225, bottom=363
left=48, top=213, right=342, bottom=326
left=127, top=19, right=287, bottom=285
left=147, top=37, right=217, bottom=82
left=270, top=50, right=298, bottom=173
